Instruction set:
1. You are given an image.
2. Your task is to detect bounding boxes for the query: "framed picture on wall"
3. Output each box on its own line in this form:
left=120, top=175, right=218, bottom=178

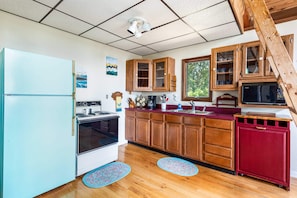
left=106, top=56, right=118, bottom=76
left=76, top=72, right=87, bottom=88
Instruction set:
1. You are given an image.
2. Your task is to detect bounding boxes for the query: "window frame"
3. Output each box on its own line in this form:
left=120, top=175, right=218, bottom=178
left=182, top=55, right=212, bottom=102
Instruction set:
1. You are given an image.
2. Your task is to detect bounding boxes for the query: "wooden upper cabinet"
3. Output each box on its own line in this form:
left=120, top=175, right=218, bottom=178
left=126, top=57, right=176, bottom=92
left=152, top=57, right=176, bottom=92
left=240, top=34, right=294, bottom=80
left=211, top=44, right=240, bottom=91
left=241, top=41, right=265, bottom=78
left=126, top=59, right=152, bottom=92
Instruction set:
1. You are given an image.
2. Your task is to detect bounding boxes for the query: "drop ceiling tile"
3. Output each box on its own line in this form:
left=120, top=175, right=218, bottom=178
left=35, top=0, right=61, bottom=7
left=128, top=20, right=194, bottom=45
left=108, top=39, right=141, bottom=50
left=128, top=46, right=157, bottom=56
left=99, top=0, right=178, bottom=38
left=54, top=0, right=142, bottom=25
left=81, top=27, right=122, bottom=44
left=183, top=1, right=235, bottom=31
left=148, top=33, right=206, bottom=52
left=163, top=0, right=224, bottom=17
left=199, top=22, right=241, bottom=41
left=42, top=10, right=93, bottom=35
left=0, top=0, right=51, bottom=21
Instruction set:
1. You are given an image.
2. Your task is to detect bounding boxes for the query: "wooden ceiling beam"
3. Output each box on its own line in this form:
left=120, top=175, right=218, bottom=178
left=243, top=0, right=297, bottom=30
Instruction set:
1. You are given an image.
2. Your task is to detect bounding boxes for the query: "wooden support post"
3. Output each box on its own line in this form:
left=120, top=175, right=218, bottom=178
left=244, top=0, right=297, bottom=125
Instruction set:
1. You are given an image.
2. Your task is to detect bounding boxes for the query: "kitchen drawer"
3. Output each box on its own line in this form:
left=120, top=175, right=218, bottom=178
left=126, top=110, right=135, bottom=117
left=205, top=128, right=231, bottom=148
left=183, top=116, right=202, bottom=126
left=205, top=144, right=232, bottom=158
left=204, top=153, right=233, bottom=170
left=165, top=114, right=182, bottom=123
left=136, top=111, right=150, bottom=119
left=205, top=118, right=233, bottom=130
left=151, top=112, right=164, bottom=121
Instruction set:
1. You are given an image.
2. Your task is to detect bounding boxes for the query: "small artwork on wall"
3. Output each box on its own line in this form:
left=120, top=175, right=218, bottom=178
left=106, top=56, right=118, bottom=76
left=76, top=72, right=87, bottom=88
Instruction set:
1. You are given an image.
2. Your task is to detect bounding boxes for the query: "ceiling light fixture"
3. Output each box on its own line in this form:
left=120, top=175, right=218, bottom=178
left=127, top=17, right=151, bottom=38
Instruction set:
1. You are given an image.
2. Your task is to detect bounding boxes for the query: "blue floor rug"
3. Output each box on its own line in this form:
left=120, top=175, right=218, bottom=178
left=157, top=157, right=198, bottom=176
left=82, top=161, right=131, bottom=188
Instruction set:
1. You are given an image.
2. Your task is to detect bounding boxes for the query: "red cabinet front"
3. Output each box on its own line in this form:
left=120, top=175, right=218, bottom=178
left=236, top=117, right=290, bottom=190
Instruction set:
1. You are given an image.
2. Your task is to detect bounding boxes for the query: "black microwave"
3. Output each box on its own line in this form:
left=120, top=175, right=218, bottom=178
left=241, top=82, right=286, bottom=106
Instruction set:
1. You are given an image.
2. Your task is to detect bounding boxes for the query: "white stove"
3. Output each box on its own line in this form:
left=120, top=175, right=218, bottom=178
left=76, top=101, right=119, bottom=176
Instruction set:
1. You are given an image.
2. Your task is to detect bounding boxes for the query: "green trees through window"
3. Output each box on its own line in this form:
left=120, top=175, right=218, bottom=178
left=182, top=56, right=212, bottom=102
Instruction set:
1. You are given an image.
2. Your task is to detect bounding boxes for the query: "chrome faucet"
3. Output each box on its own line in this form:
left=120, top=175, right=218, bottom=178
left=189, top=100, right=195, bottom=111
left=202, top=105, right=206, bottom=112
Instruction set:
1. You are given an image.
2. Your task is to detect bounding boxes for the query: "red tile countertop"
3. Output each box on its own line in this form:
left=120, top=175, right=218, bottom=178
left=126, top=105, right=241, bottom=121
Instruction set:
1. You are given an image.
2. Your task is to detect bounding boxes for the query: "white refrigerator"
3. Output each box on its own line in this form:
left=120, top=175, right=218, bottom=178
left=0, top=48, right=76, bottom=198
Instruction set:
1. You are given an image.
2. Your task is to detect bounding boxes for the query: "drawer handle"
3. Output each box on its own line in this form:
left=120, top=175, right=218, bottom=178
left=256, top=126, right=266, bottom=130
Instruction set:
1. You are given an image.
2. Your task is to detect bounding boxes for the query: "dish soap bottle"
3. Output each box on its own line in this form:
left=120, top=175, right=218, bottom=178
left=177, top=103, right=183, bottom=110
left=173, top=94, right=183, bottom=110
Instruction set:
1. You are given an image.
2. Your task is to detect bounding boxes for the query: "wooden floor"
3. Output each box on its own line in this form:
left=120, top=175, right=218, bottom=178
left=39, top=143, right=297, bottom=198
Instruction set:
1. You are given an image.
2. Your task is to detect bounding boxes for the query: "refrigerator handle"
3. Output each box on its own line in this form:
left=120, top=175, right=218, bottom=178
left=72, top=60, right=76, bottom=137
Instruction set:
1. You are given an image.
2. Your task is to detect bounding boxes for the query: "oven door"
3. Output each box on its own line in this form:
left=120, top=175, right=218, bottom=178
left=77, top=116, right=119, bottom=154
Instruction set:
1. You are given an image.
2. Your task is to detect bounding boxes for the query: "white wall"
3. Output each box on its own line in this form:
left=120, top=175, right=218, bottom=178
left=0, top=11, right=141, bottom=146
left=1, top=10, right=296, bottom=178
left=144, top=19, right=297, bottom=178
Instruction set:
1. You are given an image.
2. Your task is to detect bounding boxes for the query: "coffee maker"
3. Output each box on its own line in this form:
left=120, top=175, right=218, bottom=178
left=147, top=95, right=157, bottom=109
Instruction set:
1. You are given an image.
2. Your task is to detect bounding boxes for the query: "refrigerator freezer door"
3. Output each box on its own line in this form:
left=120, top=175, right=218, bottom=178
left=3, top=95, right=75, bottom=198
left=3, top=48, right=73, bottom=95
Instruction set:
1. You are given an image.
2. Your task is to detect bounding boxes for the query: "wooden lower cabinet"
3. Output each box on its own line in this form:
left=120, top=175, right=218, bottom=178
left=203, top=118, right=235, bottom=171
left=165, top=114, right=183, bottom=155
left=135, top=111, right=150, bottom=146
left=125, top=110, right=136, bottom=141
left=150, top=113, right=165, bottom=150
left=125, top=109, right=235, bottom=172
left=183, top=116, right=203, bottom=161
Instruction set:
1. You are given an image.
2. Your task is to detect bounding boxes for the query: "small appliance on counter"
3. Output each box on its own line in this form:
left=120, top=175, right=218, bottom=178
left=147, top=95, right=157, bottom=109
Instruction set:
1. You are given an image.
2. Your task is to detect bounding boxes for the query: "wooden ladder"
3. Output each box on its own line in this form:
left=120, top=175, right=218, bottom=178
left=244, top=0, right=297, bottom=125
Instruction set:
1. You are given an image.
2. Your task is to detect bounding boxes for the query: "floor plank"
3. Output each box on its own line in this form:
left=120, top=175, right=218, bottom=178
left=38, top=143, right=297, bottom=198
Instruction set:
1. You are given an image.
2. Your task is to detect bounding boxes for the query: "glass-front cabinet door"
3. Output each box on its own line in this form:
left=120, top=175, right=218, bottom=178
left=211, top=44, right=239, bottom=90
left=126, top=59, right=152, bottom=92
left=135, top=60, right=152, bottom=91
left=153, top=59, right=167, bottom=90
left=152, top=57, right=175, bottom=91
left=241, top=41, right=264, bottom=78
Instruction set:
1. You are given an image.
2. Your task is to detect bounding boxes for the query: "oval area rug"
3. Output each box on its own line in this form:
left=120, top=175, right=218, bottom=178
left=157, top=157, right=198, bottom=176
left=82, top=161, right=131, bottom=188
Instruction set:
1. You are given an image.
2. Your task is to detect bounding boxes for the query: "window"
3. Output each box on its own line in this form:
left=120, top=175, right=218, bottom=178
left=182, top=55, right=212, bottom=102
